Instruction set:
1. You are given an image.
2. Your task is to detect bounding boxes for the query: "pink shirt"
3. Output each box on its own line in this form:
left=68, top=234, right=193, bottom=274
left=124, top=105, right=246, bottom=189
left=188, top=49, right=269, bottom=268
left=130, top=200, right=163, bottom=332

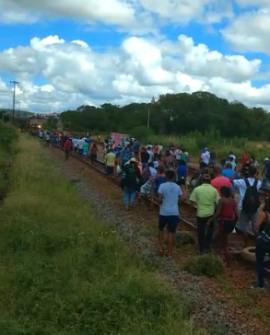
left=211, top=176, right=231, bottom=196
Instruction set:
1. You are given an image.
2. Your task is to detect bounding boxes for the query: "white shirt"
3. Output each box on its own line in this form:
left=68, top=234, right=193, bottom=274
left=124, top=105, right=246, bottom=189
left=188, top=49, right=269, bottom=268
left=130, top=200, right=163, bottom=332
left=147, top=150, right=154, bottom=162
left=229, top=154, right=236, bottom=163
left=72, top=139, right=79, bottom=148
left=233, top=178, right=262, bottom=210
left=78, top=139, right=84, bottom=149
left=158, top=145, right=163, bottom=153
left=174, top=149, right=182, bottom=160
left=201, top=152, right=210, bottom=165
left=149, top=166, right=157, bottom=178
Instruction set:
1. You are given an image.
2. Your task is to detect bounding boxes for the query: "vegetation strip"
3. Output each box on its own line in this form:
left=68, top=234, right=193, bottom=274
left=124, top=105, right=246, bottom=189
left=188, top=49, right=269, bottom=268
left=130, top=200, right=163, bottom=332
left=0, top=135, right=203, bottom=335
left=0, top=123, right=18, bottom=201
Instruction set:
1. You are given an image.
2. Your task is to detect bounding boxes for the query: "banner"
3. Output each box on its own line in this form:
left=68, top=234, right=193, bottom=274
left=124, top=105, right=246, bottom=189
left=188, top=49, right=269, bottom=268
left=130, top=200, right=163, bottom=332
left=110, top=132, right=130, bottom=146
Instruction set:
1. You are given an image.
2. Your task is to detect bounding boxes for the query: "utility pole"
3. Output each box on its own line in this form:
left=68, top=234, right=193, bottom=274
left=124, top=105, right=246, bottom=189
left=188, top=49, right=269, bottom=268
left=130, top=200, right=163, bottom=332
left=10, top=80, right=19, bottom=125
left=147, top=96, right=156, bottom=129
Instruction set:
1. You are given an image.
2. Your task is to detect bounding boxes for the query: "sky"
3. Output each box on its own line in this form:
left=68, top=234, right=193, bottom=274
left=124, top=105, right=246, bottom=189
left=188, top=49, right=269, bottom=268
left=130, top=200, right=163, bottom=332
left=0, top=0, right=270, bottom=113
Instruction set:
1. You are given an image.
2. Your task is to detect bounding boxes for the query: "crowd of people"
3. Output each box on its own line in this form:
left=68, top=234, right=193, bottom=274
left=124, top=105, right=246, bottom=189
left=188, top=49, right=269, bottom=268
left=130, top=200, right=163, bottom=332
left=103, top=137, right=270, bottom=290
left=39, top=130, right=270, bottom=290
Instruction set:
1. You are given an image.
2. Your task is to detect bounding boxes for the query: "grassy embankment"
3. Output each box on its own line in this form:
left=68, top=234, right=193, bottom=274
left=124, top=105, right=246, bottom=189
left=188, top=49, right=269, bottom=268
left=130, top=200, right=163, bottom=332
left=0, top=135, right=205, bottom=335
left=0, top=123, right=18, bottom=200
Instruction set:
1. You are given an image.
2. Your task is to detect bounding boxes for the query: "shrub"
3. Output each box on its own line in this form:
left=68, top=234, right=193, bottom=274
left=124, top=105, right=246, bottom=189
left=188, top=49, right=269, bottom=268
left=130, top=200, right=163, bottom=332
left=175, top=232, right=196, bottom=247
left=183, top=254, right=224, bottom=278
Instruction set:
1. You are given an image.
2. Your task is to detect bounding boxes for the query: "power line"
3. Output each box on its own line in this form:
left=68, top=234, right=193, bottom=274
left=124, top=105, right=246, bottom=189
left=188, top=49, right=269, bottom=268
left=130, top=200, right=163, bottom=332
left=10, top=80, right=19, bottom=125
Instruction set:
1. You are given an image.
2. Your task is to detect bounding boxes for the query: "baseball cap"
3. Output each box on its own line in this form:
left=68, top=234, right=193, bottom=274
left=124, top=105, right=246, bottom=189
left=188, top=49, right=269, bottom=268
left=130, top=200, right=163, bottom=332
left=130, top=157, right=138, bottom=163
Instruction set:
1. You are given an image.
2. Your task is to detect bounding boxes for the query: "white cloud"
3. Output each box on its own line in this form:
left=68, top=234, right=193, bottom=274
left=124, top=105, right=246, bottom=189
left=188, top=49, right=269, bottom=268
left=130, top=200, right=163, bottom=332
left=139, top=0, right=234, bottom=24
left=0, top=33, right=269, bottom=113
left=221, top=9, right=270, bottom=54
left=0, top=0, right=156, bottom=34
left=0, top=0, right=235, bottom=31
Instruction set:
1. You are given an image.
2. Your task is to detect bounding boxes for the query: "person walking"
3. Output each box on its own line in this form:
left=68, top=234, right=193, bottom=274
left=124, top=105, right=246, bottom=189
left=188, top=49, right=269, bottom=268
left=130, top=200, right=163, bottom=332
left=206, top=186, right=238, bottom=266
left=253, top=196, right=270, bottom=289
left=157, top=170, right=185, bottom=256
left=122, top=158, right=141, bottom=210
left=190, top=174, right=220, bottom=254
left=230, top=165, right=261, bottom=246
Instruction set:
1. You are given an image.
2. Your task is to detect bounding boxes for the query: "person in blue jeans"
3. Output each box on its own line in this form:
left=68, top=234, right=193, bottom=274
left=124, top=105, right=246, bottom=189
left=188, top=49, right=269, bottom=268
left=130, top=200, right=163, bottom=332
left=122, top=158, right=141, bottom=211
left=157, top=170, right=186, bottom=256
left=253, top=196, right=270, bottom=289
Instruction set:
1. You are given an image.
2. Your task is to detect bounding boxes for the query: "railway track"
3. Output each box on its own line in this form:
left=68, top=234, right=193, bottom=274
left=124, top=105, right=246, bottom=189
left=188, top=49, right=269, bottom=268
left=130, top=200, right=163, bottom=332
left=44, top=140, right=270, bottom=275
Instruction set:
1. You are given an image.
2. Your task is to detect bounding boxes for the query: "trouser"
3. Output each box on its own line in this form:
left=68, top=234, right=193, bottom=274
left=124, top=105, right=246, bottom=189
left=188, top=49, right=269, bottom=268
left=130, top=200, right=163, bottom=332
left=197, top=216, right=214, bottom=253
left=90, top=154, right=97, bottom=164
left=65, top=149, right=70, bottom=160
left=124, top=189, right=136, bottom=207
left=256, top=238, right=270, bottom=287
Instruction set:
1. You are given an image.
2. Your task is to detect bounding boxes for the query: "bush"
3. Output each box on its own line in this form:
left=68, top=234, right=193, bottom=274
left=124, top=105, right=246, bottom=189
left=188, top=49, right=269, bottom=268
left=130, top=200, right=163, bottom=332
left=0, top=135, right=205, bottom=335
left=183, top=254, right=224, bottom=278
left=129, top=125, right=154, bottom=143
left=175, top=232, right=196, bottom=247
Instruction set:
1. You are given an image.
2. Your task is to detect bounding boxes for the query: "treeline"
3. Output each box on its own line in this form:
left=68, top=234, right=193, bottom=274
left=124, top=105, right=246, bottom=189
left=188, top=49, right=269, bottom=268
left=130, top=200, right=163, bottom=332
left=60, top=91, right=270, bottom=140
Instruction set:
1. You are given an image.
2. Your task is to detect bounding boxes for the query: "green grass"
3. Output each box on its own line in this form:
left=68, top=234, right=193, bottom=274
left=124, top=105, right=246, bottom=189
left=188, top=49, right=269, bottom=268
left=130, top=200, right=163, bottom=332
left=0, top=123, right=18, bottom=199
left=0, top=136, right=206, bottom=335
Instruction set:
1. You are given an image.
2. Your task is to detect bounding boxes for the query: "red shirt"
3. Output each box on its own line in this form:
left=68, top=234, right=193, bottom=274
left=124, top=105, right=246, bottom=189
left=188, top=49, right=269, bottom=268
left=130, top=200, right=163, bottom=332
left=64, top=139, right=72, bottom=150
left=211, top=176, right=231, bottom=196
left=242, top=153, right=248, bottom=164
left=219, top=200, right=237, bottom=221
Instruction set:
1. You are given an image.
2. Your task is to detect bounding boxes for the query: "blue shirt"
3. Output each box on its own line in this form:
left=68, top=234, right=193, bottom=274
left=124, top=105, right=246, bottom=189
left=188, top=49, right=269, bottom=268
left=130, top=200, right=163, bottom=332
left=158, top=182, right=182, bottom=216
left=122, top=149, right=131, bottom=161
left=177, top=165, right=187, bottom=177
left=222, top=169, right=239, bottom=193
left=155, top=176, right=166, bottom=193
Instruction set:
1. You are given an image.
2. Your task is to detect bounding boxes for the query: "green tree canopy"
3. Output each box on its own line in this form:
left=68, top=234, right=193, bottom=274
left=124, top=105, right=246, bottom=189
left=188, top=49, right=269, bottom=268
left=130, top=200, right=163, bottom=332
left=60, top=91, right=270, bottom=140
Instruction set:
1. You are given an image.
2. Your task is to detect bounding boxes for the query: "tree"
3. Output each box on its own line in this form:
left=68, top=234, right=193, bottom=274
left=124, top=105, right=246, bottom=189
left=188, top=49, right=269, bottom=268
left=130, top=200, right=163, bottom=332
left=59, top=91, right=270, bottom=140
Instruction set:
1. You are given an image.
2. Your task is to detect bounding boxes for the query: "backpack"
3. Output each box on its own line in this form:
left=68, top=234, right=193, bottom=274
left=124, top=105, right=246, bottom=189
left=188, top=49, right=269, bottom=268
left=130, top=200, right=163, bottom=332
left=125, top=165, right=138, bottom=185
left=242, top=179, right=260, bottom=215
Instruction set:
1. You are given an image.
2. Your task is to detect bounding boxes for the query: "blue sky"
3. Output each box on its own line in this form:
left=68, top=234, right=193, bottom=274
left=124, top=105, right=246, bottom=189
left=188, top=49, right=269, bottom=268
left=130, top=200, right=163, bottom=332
left=0, top=0, right=269, bottom=112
